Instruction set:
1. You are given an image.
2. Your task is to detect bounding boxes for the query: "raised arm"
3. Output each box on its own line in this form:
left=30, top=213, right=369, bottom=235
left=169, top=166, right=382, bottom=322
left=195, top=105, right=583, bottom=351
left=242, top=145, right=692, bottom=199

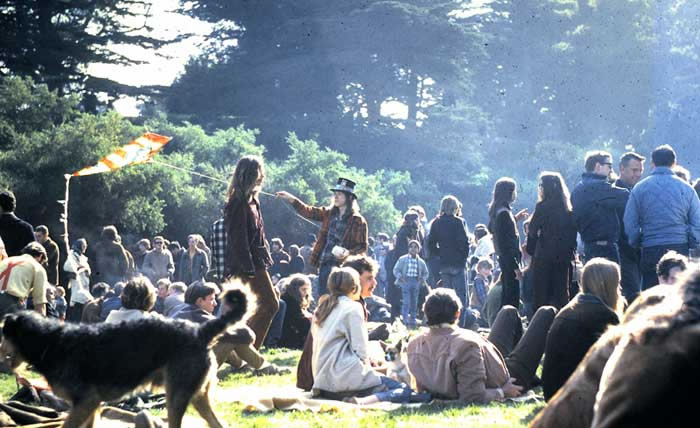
left=276, top=191, right=328, bottom=221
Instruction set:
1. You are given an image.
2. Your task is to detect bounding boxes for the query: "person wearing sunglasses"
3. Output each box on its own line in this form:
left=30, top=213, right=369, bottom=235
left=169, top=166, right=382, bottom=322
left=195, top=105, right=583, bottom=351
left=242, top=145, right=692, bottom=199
left=571, top=151, right=629, bottom=264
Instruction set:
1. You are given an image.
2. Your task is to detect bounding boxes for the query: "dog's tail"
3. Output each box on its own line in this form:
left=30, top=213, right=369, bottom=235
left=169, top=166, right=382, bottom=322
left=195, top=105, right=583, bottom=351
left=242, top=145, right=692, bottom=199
left=198, top=288, right=248, bottom=345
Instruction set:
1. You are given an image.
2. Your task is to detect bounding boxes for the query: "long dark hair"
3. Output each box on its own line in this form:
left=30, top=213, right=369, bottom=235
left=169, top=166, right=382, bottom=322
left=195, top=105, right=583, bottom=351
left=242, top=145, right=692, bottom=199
left=226, top=155, right=264, bottom=203
left=488, top=177, right=516, bottom=220
left=285, top=274, right=312, bottom=311
left=329, top=192, right=360, bottom=217
left=537, top=171, right=572, bottom=212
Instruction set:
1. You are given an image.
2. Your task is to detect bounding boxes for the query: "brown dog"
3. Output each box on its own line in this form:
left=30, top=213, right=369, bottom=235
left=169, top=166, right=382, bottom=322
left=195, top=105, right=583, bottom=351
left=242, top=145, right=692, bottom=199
left=0, top=288, right=248, bottom=428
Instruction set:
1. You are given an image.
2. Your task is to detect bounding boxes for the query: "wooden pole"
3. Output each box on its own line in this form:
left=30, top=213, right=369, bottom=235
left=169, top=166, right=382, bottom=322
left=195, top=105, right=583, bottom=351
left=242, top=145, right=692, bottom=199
left=60, top=174, right=71, bottom=255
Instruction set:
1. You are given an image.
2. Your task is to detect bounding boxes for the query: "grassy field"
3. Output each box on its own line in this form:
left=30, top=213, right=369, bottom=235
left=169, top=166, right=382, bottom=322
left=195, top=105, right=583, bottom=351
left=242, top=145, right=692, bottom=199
left=0, top=348, right=544, bottom=427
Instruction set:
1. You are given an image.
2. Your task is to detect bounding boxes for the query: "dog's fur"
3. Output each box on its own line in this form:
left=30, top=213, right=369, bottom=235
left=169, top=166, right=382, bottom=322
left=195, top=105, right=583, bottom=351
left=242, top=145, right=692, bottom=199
left=0, top=288, right=248, bottom=428
left=531, top=266, right=700, bottom=428
left=384, top=338, right=411, bottom=386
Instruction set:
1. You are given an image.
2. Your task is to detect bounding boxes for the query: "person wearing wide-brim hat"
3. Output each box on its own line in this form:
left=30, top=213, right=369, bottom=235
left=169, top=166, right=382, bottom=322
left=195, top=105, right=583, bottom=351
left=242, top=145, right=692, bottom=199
left=276, top=177, right=369, bottom=296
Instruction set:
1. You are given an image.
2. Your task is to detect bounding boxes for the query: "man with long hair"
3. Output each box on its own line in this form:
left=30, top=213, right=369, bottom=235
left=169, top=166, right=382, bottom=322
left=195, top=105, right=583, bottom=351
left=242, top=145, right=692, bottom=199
left=223, top=155, right=279, bottom=349
left=276, top=177, right=368, bottom=296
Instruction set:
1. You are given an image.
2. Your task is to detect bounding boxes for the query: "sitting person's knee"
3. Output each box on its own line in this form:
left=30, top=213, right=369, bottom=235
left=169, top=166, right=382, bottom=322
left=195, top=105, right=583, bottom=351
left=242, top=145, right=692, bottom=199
left=498, top=305, right=520, bottom=320
left=222, top=326, right=255, bottom=345
left=533, top=305, right=557, bottom=320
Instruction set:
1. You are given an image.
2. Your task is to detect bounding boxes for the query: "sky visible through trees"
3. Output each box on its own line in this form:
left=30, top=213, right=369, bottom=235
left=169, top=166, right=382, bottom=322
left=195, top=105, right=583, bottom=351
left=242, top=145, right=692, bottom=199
left=1, top=0, right=700, bottom=244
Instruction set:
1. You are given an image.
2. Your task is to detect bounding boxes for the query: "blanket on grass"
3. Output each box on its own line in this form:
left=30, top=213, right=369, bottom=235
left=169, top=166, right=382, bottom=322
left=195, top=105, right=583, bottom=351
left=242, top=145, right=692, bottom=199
left=219, top=385, right=543, bottom=413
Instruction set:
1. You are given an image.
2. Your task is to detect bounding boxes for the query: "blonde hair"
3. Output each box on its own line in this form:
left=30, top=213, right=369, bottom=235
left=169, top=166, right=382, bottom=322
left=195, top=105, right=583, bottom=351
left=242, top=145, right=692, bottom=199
left=440, top=195, right=461, bottom=216
left=314, top=267, right=360, bottom=325
left=580, top=258, right=625, bottom=316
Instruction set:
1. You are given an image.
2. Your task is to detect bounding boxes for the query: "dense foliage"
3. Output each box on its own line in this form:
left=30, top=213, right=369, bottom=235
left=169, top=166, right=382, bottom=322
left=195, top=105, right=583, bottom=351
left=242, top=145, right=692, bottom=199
left=0, top=77, right=409, bottom=248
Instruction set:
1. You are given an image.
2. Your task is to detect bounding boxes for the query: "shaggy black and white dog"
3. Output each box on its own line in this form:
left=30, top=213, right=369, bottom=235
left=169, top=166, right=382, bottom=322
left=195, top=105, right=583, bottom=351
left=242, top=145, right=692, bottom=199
left=0, top=288, right=248, bottom=428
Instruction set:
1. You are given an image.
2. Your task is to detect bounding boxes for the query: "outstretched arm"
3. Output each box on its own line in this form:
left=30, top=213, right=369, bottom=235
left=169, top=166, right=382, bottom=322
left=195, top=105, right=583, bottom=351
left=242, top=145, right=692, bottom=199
left=276, top=191, right=327, bottom=221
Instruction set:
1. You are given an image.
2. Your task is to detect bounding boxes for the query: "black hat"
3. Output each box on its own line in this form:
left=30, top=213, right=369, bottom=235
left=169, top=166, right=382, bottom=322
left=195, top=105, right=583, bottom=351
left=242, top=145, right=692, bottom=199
left=330, top=177, right=357, bottom=198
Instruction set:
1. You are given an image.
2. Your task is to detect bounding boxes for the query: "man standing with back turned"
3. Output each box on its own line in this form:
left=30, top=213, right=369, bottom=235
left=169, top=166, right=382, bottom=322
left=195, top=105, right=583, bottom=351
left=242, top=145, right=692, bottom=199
left=624, top=145, right=700, bottom=290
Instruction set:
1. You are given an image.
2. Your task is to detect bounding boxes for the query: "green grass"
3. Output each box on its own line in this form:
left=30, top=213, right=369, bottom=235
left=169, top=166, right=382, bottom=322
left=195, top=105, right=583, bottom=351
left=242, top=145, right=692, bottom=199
left=0, top=348, right=544, bottom=427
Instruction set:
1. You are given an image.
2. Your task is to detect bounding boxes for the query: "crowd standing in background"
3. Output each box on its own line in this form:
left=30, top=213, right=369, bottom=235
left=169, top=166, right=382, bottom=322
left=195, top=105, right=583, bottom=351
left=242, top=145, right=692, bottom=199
left=0, top=143, right=699, bottom=406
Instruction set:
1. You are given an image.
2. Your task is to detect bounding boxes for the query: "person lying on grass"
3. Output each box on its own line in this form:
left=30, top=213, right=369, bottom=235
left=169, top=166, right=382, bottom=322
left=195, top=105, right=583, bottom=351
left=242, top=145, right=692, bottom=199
left=311, top=267, right=430, bottom=404
left=407, top=288, right=556, bottom=403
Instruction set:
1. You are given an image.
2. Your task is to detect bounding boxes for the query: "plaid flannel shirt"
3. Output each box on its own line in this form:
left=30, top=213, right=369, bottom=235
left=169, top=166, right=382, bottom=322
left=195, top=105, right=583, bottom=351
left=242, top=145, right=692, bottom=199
left=406, top=257, right=419, bottom=278
left=209, top=218, right=226, bottom=280
left=291, top=198, right=368, bottom=268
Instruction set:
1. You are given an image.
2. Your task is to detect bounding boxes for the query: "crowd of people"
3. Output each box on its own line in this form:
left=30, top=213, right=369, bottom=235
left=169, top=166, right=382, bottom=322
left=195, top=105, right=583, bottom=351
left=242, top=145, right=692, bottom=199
left=0, top=143, right=698, bottom=408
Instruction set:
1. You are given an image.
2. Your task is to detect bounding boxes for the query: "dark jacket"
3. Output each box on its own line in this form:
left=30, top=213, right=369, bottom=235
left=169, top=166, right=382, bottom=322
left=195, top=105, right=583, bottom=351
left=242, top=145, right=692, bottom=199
left=489, top=208, right=521, bottom=271
left=288, top=255, right=305, bottom=275
left=395, top=223, right=424, bottom=259
left=278, top=293, right=311, bottom=350
left=270, top=250, right=291, bottom=276
left=174, top=303, right=214, bottom=324
left=427, top=214, right=469, bottom=270
left=570, top=173, right=629, bottom=244
left=526, top=200, right=577, bottom=263
left=42, top=237, right=60, bottom=285
left=94, top=239, right=129, bottom=282
left=291, top=198, right=368, bottom=268
left=177, top=249, right=209, bottom=285
left=224, top=196, right=272, bottom=278
left=541, top=293, right=619, bottom=401
left=0, top=213, right=35, bottom=257
left=614, top=178, right=640, bottom=261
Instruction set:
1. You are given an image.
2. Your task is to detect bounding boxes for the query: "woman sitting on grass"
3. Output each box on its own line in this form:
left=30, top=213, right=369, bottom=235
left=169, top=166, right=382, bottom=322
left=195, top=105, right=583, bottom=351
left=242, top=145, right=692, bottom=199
left=311, top=267, right=430, bottom=404
left=541, top=258, right=623, bottom=401
left=278, top=274, right=313, bottom=350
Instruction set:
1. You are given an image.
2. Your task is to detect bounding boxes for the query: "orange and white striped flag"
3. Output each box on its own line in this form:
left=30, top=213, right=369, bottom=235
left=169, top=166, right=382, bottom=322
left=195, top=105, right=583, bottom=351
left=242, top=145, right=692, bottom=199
left=72, top=132, right=172, bottom=177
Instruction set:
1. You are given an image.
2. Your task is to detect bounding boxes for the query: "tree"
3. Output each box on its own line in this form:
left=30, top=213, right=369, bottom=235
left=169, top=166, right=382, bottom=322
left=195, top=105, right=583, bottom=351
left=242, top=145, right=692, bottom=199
left=0, top=0, right=185, bottom=110
left=0, top=76, right=412, bottom=252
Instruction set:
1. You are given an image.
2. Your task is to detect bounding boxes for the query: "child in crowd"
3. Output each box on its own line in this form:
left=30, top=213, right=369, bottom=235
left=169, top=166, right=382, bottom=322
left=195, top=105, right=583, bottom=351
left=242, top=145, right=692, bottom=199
left=393, top=240, right=429, bottom=328
left=471, top=258, right=493, bottom=326
left=55, top=286, right=67, bottom=321
left=45, top=286, right=59, bottom=320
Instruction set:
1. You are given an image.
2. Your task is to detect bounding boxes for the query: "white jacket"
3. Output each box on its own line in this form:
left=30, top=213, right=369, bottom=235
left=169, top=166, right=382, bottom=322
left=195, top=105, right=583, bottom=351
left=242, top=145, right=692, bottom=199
left=64, top=250, right=92, bottom=305
left=311, top=296, right=382, bottom=394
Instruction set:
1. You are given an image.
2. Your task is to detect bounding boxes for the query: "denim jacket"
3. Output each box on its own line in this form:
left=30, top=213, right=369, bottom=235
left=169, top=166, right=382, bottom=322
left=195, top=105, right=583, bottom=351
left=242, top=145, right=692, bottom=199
left=393, top=254, right=429, bottom=285
left=624, top=167, right=700, bottom=249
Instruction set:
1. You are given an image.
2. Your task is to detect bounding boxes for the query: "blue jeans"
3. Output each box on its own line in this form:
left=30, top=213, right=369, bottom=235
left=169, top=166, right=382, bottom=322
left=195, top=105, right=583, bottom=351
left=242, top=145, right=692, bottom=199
left=641, top=244, right=689, bottom=290
left=376, top=275, right=388, bottom=299
left=401, top=278, right=420, bottom=327
left=583, top=242, right=620, bottom=265
left=374, top=376, right=432, bottom=403
left=264, top=298, right=286, bottom=348
left=318, top=261, right=339, bottom=297
left=520, top=267, right=534, bottom=320
left=619, top=250, right=642, bottom=302
left=440, top=267, right=468, bottom=327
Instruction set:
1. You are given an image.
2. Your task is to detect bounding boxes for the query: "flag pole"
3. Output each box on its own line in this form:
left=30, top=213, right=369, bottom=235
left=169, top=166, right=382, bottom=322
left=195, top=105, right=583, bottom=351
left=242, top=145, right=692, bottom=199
left=60, top=174, right=72, bottom=255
